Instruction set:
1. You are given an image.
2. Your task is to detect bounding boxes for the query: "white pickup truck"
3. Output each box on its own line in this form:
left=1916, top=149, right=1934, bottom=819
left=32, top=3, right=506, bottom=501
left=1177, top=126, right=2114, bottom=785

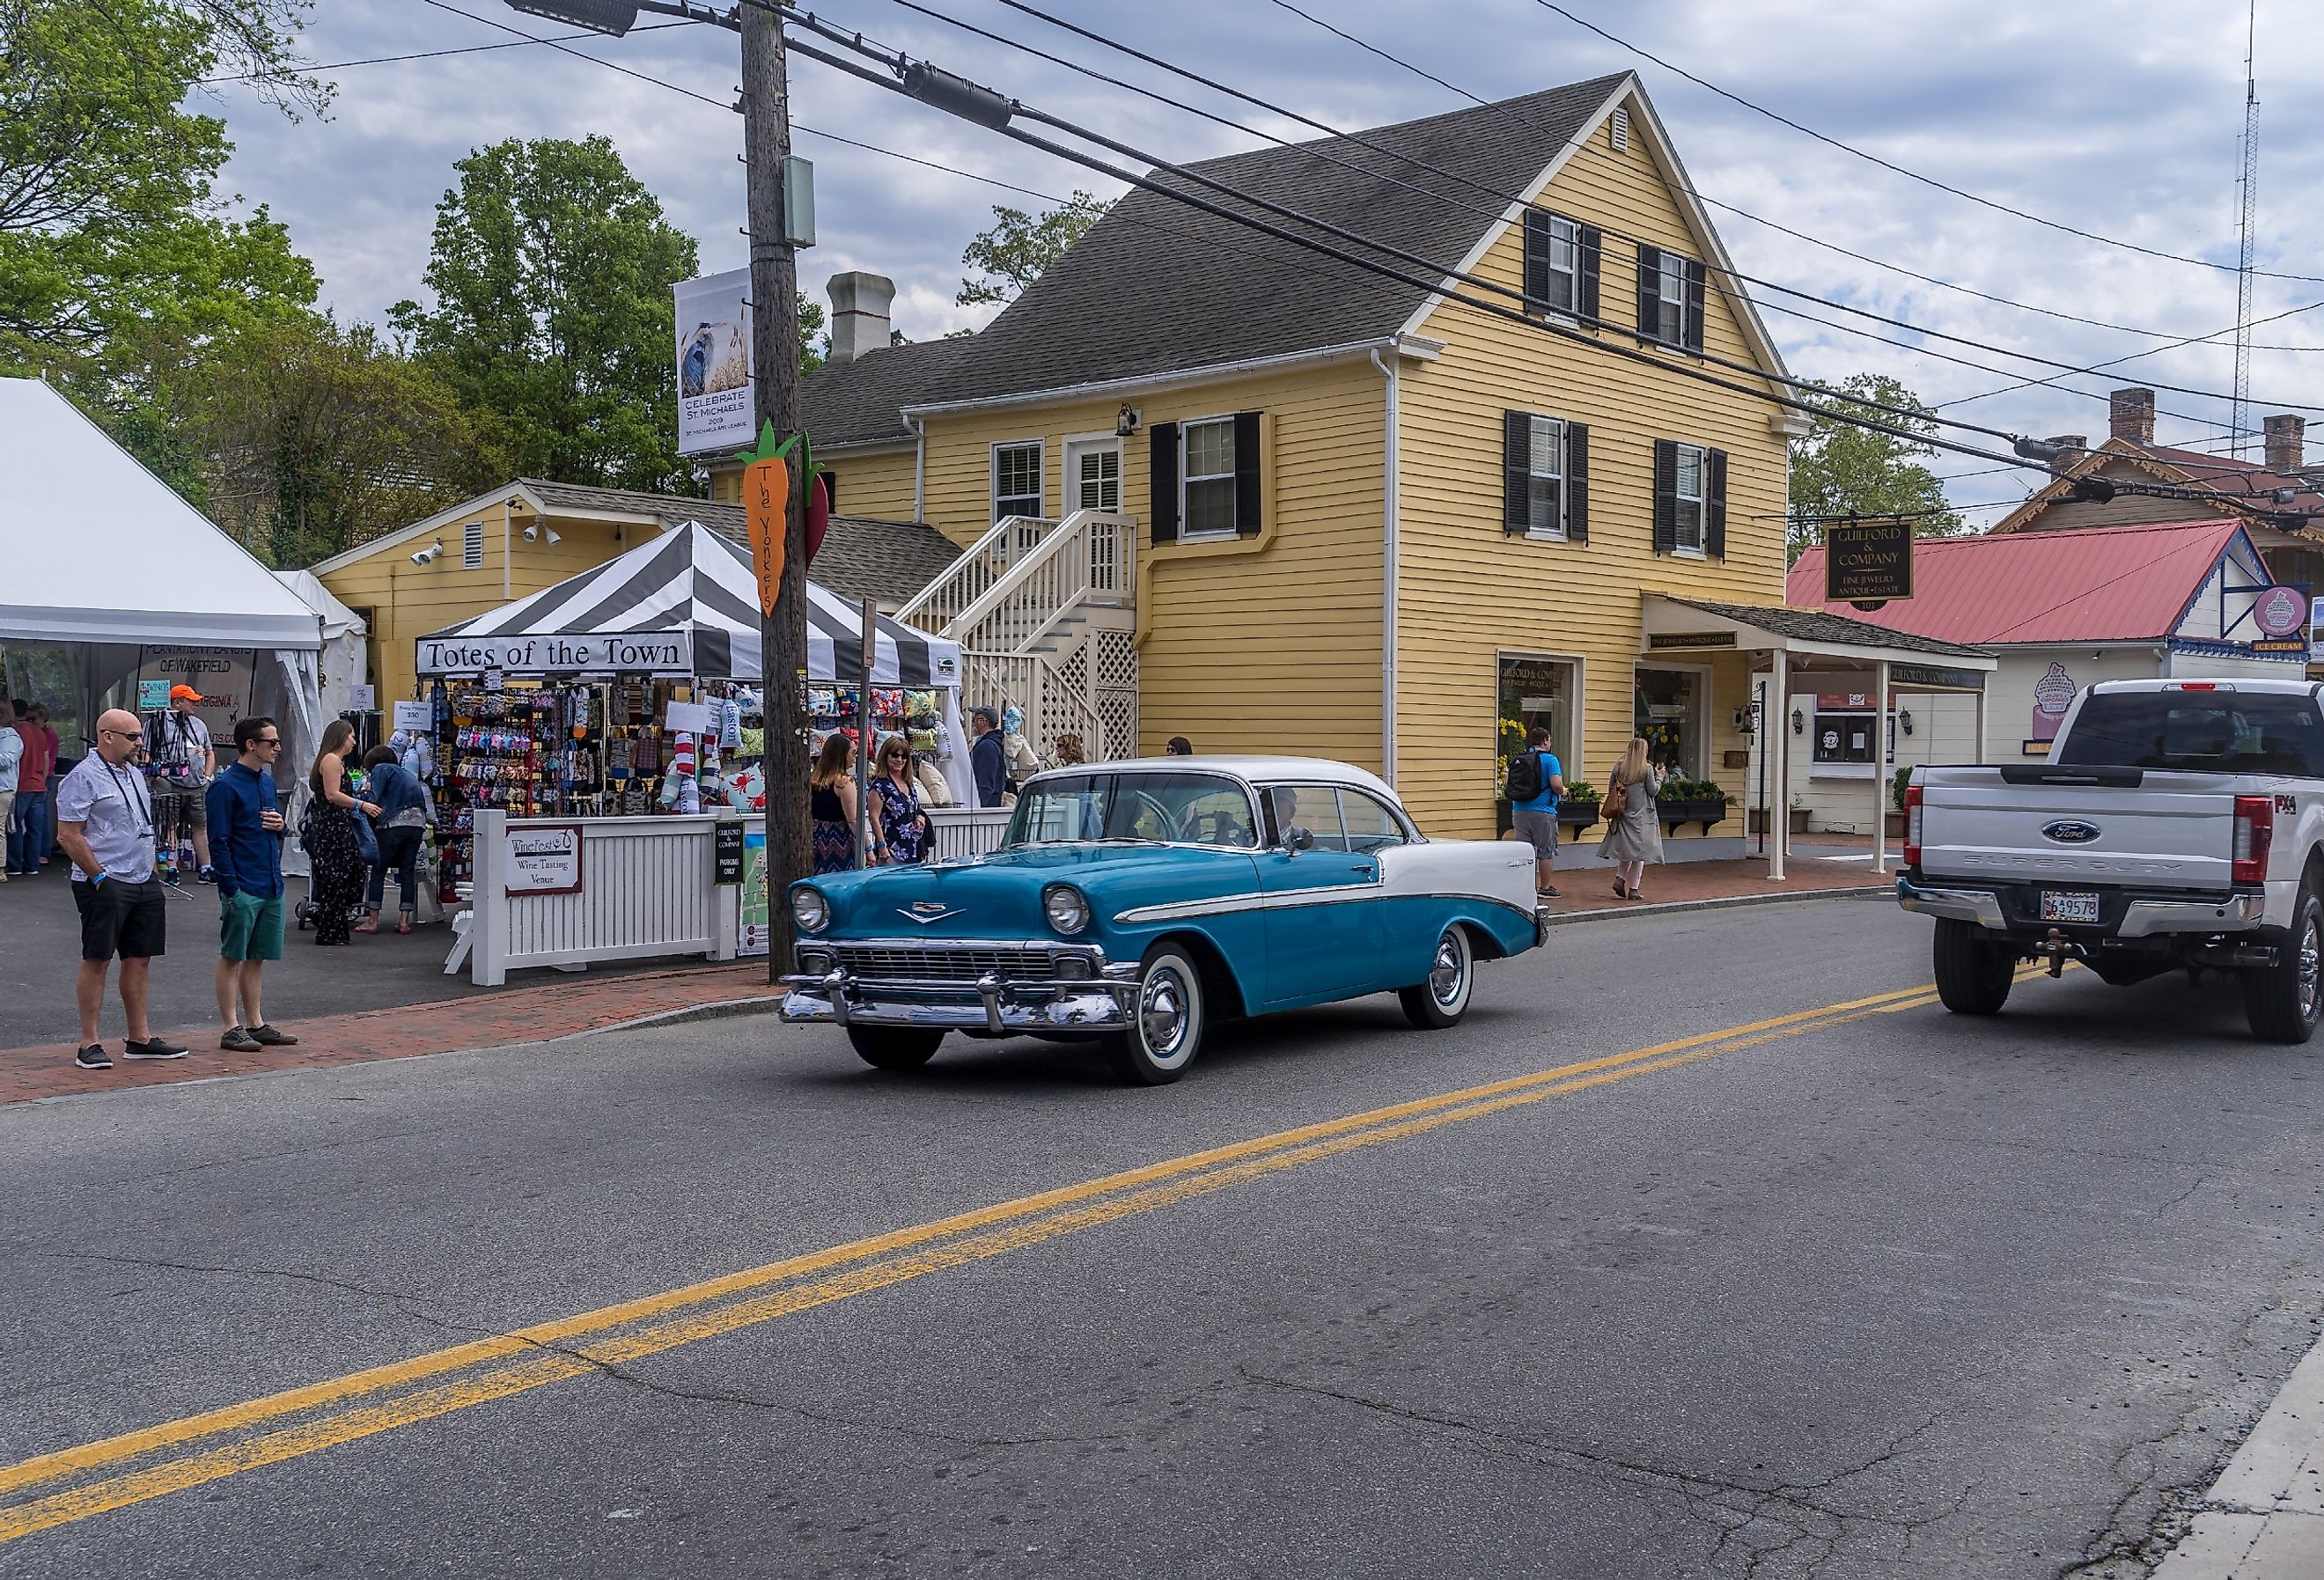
left=1898, top=677, right=2324, bottom=1042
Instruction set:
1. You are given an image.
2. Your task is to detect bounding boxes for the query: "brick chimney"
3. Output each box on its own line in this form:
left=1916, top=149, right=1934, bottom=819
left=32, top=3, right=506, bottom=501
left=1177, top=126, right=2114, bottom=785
left=2108, top=387, right=2155, bottom=445
left=2266, top=413, right=2305, bottom=473
left=826, top=272, right=894, bottom=366
left=2047, top=434, right=2088, bottom=459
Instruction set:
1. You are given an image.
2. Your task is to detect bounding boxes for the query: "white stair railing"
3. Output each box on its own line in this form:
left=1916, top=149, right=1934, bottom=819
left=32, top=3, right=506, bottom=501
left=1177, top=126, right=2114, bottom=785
left=948, top=510, right=1136, bottom=655
left=894, top=515, right=1058, bottom=636
left=961, top=651, right=1107, bottom=763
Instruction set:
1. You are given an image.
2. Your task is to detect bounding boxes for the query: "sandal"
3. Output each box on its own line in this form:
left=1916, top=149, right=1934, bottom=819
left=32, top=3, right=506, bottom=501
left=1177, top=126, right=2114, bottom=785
left=353, top=920, right=379, bottom=935
left=397, top=918, right=413, bottom=935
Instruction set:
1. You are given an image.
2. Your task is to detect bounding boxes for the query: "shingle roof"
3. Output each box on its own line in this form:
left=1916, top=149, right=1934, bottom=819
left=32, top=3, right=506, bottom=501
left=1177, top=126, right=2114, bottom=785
left=1667, top=598, right=1989, bottom=658
left=803, top=75, right=1632, bottom=445
left=1789, top=520, right=2247, bottom=644
left=518, top=478, right=959, bottom=608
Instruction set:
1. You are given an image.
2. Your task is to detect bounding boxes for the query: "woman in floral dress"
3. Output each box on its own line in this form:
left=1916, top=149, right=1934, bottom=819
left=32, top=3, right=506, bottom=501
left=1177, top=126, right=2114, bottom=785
left=869, top=735, right=929, bottom=864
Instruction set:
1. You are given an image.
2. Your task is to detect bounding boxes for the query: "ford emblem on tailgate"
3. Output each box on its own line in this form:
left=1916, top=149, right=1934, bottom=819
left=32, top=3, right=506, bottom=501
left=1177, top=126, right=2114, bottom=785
left=2041, top=819, right=2102, bottom=844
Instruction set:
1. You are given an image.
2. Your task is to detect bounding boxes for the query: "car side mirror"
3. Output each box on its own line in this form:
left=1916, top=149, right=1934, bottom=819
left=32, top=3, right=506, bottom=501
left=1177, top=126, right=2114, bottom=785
left=1284, top=827, right=1314, bottom=854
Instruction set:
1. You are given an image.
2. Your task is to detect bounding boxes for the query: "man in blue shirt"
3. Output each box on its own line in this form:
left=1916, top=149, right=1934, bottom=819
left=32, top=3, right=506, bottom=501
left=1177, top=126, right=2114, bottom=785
left=1510, top=724, right=1568, bottom=900
left=203, top=717, right=300, bottom=1054
left=969, top=705, right=1006, bottom=808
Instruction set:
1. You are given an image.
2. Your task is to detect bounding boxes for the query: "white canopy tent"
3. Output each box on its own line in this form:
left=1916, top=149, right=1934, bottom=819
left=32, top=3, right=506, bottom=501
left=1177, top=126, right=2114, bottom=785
left=274, top=570, right=369, bottom=722
left=0, top=378, right=325, bottom=782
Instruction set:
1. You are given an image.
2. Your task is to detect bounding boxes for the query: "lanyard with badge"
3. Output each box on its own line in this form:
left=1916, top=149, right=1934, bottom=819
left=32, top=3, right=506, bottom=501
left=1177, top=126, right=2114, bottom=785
left=102, top=759, right=154, bottom=846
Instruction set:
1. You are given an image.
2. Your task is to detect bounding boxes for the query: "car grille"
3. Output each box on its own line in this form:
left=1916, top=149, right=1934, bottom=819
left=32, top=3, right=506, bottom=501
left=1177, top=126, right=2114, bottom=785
left=830, top=944, right=1054, bottom=983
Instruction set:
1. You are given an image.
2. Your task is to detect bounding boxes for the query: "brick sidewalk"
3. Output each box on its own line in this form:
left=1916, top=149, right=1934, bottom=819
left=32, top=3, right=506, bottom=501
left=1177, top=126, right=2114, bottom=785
left=0, top=962, right=781, bottom=1106
left=1536, top=850, right=1889, bottom=920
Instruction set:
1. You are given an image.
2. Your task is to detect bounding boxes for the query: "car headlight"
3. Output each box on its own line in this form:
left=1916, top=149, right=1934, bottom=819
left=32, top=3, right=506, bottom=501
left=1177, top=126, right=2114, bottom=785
left=791, top=886, right=830, bottom=935
left=1042, top=883, right=1090, bottom=936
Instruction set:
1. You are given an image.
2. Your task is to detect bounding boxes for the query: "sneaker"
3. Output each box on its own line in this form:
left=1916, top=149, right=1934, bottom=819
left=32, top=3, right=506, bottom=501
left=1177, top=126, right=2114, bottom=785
left=121, top=1037, right=189, bottom=1061
left=75, top=1044, right=113, bottom=1069
left=1538, top=886, right=1563, bottom=899
left=247, top=1024, right=300, bottom=1047
left=220, top=1026, right=262, bottom=1053
left=197, top=866, right=217, bottom=885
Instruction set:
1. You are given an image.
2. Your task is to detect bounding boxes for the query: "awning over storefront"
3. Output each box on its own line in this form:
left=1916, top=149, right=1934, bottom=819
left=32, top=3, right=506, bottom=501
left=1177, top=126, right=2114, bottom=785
left=1642, top=597, right=1996, bottom=878
left=416, top=521, right=962, bottom=687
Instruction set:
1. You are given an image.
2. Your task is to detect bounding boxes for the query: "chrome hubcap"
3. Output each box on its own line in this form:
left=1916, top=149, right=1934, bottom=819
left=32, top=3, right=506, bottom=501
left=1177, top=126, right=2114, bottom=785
left=1430, top=932, right=1467, bottom=1008
left=1141, top=967, right=1191, bottom=1061
left=2300, top=918, right=2320, bottom=1023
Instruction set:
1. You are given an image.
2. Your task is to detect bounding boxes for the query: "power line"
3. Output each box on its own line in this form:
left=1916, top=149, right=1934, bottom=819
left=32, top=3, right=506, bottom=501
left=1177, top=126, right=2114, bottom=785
left=192, top=18, right=699, bottom=84
left=1261, top=0, right=1484, bottom=106
left=1530, top=0, right=2324, bottom=286
left=421, top=0, right=729, bottom=107
left=904, top=0, right=2324, bottom=423
left=1935, top=291, right=2324, bottom=413
left=997, top=0, right=2324, bottom=355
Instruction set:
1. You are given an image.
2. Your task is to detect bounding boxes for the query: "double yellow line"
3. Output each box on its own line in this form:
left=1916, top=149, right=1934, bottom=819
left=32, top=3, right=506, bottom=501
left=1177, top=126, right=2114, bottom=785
left=0, top=977, right=1961, bottom=1544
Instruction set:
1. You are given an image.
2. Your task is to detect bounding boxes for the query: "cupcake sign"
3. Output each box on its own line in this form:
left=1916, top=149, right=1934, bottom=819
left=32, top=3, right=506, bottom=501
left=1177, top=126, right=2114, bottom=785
left=2031, top=663, right=2077, bottom=743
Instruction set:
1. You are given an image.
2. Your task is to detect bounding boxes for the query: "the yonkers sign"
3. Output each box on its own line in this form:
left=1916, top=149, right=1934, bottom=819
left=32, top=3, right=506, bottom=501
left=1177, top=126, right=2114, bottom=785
left=416, top=633, right=694, bottom=677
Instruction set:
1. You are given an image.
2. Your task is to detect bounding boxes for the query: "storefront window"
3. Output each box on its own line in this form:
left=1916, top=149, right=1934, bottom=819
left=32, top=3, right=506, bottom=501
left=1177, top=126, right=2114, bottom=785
left=1497, top=653, right=1579, bottom=783
left=1808, top=691, right=1894, bottom=775
left=1632, top=667, right=1705, bottom=778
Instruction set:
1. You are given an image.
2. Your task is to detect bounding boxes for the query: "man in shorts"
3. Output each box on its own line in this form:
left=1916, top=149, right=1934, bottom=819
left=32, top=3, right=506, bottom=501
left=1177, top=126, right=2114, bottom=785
left=151, top=684, right=217, bottom=882
left=206, top=717, right=299, bottom=1053
left=1509, top=724, right=1568, bottom=900
left=55, top=709, right=186, bottom=1069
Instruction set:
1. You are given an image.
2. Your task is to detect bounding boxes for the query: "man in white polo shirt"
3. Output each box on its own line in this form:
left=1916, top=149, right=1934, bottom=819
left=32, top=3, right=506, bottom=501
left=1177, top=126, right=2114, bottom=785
left=55, top=709, right=187, bottom=1070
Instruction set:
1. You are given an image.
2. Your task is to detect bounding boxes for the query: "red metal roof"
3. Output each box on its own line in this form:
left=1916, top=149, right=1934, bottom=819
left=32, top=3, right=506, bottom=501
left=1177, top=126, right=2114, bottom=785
left=1788, top=519, right=2250, bottom=644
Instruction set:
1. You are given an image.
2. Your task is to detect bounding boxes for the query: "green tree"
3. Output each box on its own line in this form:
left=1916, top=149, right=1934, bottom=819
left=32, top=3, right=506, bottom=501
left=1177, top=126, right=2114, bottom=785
left=1786, top=373, right=1964, bottom=562
left=957, top=190, right=1112, bottom=307
left=391, top=136, right=698, bottom=493
left=186, top=314, right=515, bottom=567
left=0, top=0, right=319, bottom=389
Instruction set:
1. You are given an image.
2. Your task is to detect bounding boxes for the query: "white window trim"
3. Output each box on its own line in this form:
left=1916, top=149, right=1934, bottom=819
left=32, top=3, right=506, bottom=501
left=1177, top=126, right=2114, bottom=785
left=1496, top=648, right=1586, bottom=786
left=989, top=438, right=1044, bottom=523
left=1633, top=659, right=1713, bottom=782
left=1531, top=213, right=1579, bottom=320
left=1656, top=254, right=1688, bottom=345
left=1179, top=413, right=1239, bottom=543
left=1672, top=440, right=1708, bottom=560
left=1806, top=707, right=1894, bottom=777
left=1523, top=412, right=1568, bottom=543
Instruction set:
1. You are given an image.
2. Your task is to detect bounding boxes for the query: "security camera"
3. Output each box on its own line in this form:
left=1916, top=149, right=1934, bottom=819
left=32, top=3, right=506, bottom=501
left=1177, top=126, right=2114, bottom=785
left=545, top=528, right=563, bottom=545
left=410, top=548, right=432, bottom=566
left=522, top=524, right=540, bottom=542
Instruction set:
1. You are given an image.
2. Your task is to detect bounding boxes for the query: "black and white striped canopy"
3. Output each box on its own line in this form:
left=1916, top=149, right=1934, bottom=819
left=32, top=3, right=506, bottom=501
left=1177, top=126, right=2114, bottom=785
left=417, top=521, right=960, bottom=686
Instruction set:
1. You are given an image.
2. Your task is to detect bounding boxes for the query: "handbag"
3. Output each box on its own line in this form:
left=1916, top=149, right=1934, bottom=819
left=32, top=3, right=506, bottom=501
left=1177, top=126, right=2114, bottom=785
left=1603, top=773, right=1630, bottom=822
left=348, top=802, right=380, bottom=865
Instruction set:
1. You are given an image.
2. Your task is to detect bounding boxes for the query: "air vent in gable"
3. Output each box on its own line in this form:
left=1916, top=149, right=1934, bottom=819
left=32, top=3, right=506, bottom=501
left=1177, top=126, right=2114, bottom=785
left=464, top=521, right=485, bottom=569
left=1610, top=106, right=1630, bottom=152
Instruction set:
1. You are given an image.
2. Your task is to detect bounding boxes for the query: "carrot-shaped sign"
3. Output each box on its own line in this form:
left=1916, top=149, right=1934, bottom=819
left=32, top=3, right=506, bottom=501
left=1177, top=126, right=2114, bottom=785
left=738, top=421, right=805, bottom=618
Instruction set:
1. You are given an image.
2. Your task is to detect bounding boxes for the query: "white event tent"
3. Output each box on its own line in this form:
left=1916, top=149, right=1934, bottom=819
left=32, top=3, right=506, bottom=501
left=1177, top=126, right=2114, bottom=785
left=0, top=377, right=326, bottom=777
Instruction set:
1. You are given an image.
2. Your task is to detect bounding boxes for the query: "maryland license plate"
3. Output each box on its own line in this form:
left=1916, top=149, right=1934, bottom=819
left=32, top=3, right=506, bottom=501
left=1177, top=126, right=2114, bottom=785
left=2040, top=890, right=2101, bottom=924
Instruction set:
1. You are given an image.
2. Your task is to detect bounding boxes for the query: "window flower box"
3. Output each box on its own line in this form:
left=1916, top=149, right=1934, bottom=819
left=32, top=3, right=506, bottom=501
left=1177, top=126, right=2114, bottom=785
left=1656, top=780, right=1732, bottom=834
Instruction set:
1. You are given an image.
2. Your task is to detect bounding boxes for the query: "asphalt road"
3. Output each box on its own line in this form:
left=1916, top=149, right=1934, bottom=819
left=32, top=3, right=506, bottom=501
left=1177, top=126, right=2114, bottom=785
left=3, top=893, right=2320, bottom=1578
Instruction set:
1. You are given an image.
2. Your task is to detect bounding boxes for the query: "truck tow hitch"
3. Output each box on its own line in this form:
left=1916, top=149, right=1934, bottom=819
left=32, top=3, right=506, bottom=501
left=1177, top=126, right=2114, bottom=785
left=2039, top=928, right=2085, bottom=978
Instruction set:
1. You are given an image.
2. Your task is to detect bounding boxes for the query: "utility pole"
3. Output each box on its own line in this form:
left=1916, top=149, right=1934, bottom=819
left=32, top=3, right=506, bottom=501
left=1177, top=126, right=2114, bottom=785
left=503, top=0, right=809, bottom=980
left=739, top=3, right=811, bottom=981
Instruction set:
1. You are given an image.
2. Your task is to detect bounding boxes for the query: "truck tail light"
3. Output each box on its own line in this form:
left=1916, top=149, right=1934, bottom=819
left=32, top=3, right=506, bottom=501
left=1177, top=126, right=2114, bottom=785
left=1903, top=783, right=1923, bottom=869
left=2232, top=795, right=2273, bottom=886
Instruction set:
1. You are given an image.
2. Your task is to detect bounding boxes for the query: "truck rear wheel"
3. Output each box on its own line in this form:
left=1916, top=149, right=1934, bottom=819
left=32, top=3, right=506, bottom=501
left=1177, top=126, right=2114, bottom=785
left=2243, top=891, right=2323, bottom=1046
left=1932, top=919, right=2014, bottom=1016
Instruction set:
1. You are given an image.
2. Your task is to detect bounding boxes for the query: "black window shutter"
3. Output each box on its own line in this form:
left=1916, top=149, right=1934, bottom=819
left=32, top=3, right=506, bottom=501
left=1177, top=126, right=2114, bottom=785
left=1684, top=258, right=1707, bottom=352
left=1651, top=438, right=1679, bottom=555
left=1522, top=210, right=1551, bottom=309
left=1503, top=411, right=1532, bottom=534
left=1232, top=410, right=1263, bottom=537
left=1149, top=422, right=1180, bottom=545
left=1565, top=423, right=1589, bottom=543
left=1577, top=224, right=1602, bottom=323
left=1705, top=447, right=1728, bottom=558
left=1636, top=243, right=1660, bottom=338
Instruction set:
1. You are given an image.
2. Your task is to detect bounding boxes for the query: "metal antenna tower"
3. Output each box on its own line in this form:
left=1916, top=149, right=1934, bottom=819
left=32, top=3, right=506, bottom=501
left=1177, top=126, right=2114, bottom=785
left=2232, top=0, right=2259, bottom=453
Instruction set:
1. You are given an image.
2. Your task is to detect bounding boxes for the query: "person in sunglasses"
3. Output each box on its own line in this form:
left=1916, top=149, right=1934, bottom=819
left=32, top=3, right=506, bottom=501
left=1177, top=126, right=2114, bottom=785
left=206, top=717, right=299, bottom=1054
left=54, top=709, right=185, bottom=1069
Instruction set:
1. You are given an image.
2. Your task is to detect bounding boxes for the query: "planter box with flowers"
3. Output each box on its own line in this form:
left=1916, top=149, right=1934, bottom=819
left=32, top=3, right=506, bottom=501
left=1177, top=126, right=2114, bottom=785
left=1657, top=779, right=1733, bottom=834
left=1557, top=783, right=1601, bottom=832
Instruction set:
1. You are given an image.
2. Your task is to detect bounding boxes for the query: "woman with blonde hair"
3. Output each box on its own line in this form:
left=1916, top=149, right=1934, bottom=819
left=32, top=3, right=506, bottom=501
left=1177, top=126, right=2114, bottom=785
left=1049, top=731, right=1086, bottom=768
left=809, top=732, right=859, bottom=874
left=1599, top=736, right=1664, bottom=901
left=868, top=734, right=929, bottom=864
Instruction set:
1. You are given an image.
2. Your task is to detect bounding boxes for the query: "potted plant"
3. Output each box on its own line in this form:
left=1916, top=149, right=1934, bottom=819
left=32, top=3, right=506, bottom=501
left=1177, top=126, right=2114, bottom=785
left=1886, top=766, right=1913, bottom=839
left=1557, top=780, right=1600, bottom=831
left=1657, top=778, right=1732, bottom=832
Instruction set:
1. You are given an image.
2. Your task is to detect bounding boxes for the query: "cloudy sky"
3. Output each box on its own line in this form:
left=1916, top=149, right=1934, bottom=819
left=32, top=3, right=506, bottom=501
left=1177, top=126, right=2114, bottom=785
left=207, top=1, right=2324, bottom=520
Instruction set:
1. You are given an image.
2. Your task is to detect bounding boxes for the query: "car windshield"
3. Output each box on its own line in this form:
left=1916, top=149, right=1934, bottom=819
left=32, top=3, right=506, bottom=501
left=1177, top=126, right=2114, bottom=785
left=1004, top=771, right=1259, bottom=849
left=2055, top=691, right=2324, bottom=775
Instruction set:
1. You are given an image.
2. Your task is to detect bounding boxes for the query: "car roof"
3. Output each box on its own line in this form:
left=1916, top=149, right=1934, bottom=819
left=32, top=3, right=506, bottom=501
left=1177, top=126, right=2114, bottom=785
left=2089, top=678, right=2321, bottom=696
left=1025, top=755, right=1401, bottom=800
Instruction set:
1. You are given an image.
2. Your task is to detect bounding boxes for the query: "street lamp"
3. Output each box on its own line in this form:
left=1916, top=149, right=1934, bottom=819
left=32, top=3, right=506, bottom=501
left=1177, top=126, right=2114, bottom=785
left=504, top=0, right=639, bottom=33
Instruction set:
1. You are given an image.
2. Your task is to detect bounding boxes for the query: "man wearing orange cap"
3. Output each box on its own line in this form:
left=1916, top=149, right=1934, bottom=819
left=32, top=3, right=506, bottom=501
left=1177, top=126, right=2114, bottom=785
left=151, top=685, right=217, bottom=882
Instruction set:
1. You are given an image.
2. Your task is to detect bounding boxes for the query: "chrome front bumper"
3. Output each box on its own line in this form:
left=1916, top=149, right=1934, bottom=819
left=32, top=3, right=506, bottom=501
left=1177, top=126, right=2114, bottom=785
left=1896, top=876, right=2267, bottom=937
left=780, top=937, right=1140, bottom=1033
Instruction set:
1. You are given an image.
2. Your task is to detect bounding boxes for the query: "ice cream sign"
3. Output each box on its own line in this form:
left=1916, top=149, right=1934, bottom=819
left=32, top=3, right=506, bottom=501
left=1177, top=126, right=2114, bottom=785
left=2031, top=662, right=2076, bottom=744
left=2253, top=584, right=2308, bottom=638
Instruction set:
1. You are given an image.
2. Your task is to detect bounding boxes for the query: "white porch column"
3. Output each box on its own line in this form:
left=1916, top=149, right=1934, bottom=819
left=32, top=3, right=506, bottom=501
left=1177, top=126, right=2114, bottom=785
left=1767, top=651, right=1788, bottom=882
left=1870, top=659, right=1890, bottom=876
left=1973, top=680, right=1989, bottom=764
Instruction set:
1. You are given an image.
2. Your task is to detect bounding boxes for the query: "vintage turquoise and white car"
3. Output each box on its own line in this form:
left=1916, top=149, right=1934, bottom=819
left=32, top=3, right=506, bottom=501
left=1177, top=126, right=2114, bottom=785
left=779, top=756, right=1547, bottom=1084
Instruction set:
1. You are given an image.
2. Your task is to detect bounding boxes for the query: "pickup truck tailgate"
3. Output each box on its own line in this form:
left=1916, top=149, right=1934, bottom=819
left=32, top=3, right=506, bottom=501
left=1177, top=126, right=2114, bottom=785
left=1917, top=767, right=2244, bottom=892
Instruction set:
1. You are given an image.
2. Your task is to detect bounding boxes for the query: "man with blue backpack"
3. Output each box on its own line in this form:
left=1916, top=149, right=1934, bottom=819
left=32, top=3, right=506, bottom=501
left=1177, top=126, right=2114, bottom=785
left=1506, top=724, right=1568, bottom=900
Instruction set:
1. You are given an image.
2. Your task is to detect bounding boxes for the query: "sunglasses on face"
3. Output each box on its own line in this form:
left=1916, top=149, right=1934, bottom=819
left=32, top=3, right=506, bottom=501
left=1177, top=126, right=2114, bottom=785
left=104, top=728, right=143, bottom=741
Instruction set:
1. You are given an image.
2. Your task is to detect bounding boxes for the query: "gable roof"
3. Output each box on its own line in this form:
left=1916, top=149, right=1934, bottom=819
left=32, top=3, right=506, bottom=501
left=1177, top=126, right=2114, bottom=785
left=1788, top=519, right=2253, bottom=644
left=307, top=477, right=960, bottom=609
left=804, top=73, right=1786, bottom=445
left=1988, top=437, right=2324, bottom=537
